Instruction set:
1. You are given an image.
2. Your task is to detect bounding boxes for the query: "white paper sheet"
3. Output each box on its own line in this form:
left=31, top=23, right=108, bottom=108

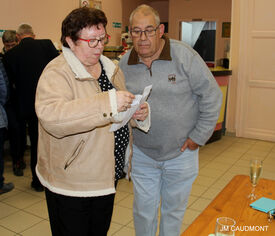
left=109, top=85, right=152, bottom=132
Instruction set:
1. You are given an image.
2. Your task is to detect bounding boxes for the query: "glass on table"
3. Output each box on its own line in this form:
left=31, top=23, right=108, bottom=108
left=248, top=159, right=263, bottom=200
left=215, top=217, right=236, bottom=236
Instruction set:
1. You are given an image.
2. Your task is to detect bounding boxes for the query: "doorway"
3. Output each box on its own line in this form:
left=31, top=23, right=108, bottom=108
left=180, top=21, right=216, bottom=65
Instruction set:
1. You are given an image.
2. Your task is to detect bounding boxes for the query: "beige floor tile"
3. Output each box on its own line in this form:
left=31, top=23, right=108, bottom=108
left=116, top=179, right=133, bottom=194
left=117, top=194, right=133, bottom=209
left=225, top=147, right=249, bottom=154
left=108, top=222, right=123, bottom=236
left=230, top=142, right=253, bottom=149
left=126, top=220, right=134, bottom=229
left=182, top=209, right=201, bottom=225
left=112, top=226, right=135, bottom=236
left=21, top=220, right=51, bottom=236
left=249, top=145, right=274, bottom=153
left=254, top=140, right=275, bottom=148
left=261, top=170, right=275, bottom=181
left=187, top=195, right=198, bottom=207
left=0, top=225, right=15, bottom=236
left=111, top=205, right=133, bottom=225
left=210, top=179, right=230, bottom=191
left=1, top=192, right=43, bottom=210
left=2, top=171, right=19, bottom=181
left=0, top=211, right=42, bottom=233
left=262, top=160, right=275, bottom=172
left=219, top=172, right=239, bottom=182
left=114, top=191, right=130, bottom=204
left=240, top=153, right=266, bottom=161
left=217, top=151, right=243, bottom=159
left=11, top=177, right=32, bottom=192
left=199, top=146, right=223, bottom=155
left=180, top=223, right=190, bottom=234
left=236, top=138, right=257, bottom=144
left=190, top=184, right=208, bottom=197
left=228, top=165, right=249, bottom=175
left=24, top=189, right=46, bottom=199
left=198, top=160, right=208, bottom=169
left=193, top=175, right=216, bottom=187
left=234, top=159, right=250, bottom=168
left=0, top=202, right=19, bottom=219
left=199, top=153, right=217, bottom=161
left=204, top=161, right=232, bottom=170
left=22, top=168, right=32, bottom=178
left=246, top=149, right=270, bottom=158
left=201, top=187, right=221, bottom=200
left=188, top=197, right=212, bottom=212
left=267, top=151, right=275, bottom=158
left=199, top=167, right=225, bottom=178
left=23, top=199, right=48, bottom=219
left=0, top=188, right=22, bottom=201
left=221, top=135, right=238, bottom=141
left=212, top=156, right=237, bottom=165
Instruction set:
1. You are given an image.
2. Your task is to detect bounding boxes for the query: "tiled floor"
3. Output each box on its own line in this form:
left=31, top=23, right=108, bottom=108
left=0, top=135, right=275, bottom=236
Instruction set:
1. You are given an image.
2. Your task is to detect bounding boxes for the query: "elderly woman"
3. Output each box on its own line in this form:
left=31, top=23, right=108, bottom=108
left=35, top=7, right=149, bottom=236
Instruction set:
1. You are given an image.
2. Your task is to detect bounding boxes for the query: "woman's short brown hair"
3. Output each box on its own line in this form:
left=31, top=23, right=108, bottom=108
left=61, top=7, right=107, bottom=48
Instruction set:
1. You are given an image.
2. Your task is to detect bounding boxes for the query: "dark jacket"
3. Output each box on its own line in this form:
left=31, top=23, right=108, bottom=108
left=0, top=60, right=8, bottom=128
left=3, top=37, right=59, bottom=118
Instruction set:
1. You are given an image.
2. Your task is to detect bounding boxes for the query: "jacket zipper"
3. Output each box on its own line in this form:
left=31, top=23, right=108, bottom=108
left=64, top=140, right=85, bottom=170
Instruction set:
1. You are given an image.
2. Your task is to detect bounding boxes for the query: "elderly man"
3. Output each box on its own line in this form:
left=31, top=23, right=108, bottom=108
left=119, top=4, right=222, bottom=236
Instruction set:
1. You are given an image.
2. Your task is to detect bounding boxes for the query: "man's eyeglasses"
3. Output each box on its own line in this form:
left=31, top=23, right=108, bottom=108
left=78, top=34, right=110, bottom=48
left=130, top=25, right=159, bottom=38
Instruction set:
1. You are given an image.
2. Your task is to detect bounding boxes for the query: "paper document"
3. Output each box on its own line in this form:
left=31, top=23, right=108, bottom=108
left=110, top=85, right=152, bottom=132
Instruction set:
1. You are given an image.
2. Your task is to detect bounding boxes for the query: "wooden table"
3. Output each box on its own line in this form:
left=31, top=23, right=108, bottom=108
left=182, top=175, right=275, bottom=235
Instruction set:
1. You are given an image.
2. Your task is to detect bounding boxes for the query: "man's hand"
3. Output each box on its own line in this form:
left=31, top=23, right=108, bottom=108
left=132, top=103, right=149, bottom=121
left=180, top=138, right=199, bottom=152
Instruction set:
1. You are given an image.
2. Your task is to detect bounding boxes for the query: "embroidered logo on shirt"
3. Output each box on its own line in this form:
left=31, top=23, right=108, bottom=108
left=168, top=74, right=176, bottom=84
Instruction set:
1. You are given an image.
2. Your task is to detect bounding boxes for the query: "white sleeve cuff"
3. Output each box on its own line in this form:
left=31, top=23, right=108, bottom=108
left=109, top=89, right=125, bottom=122
left=108, top=89, right=118, bottom=116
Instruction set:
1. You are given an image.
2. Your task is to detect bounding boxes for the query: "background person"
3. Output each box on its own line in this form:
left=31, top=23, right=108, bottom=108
left=35, top=7, right=149, bottom=236
left=0, top=30, right=18, bottom=57
left=119, top=4, right=222, bottom=236
left=3, top=24, right=59, bottom=190
left=1, top=29, right=26, bottom=177
left=0, top=59, right=14, bottom=195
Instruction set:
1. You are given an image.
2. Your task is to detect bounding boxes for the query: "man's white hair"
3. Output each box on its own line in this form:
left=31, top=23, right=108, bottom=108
left=17, top=23, right=34, bottom=36
left=129, top=4, right=160, bottom=26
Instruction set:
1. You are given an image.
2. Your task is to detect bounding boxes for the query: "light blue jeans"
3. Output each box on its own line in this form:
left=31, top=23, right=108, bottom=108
left=131, top=145, right=199, bottom=236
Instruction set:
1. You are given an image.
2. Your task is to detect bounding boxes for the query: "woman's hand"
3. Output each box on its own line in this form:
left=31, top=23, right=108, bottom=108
left=116, top=91, right=135, bottom=112
left=132, top=103, right=149, bottom=121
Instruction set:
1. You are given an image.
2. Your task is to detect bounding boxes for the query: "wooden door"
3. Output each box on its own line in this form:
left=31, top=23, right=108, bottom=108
left=236, top=0, right=275, bottom=141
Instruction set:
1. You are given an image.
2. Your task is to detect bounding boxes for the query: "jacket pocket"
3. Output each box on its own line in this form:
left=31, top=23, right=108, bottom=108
left=64, top=139, right=85, bottom=170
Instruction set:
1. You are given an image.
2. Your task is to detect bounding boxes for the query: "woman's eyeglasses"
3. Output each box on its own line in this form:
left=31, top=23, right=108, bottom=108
left=78, top=34, right=110, bottom=48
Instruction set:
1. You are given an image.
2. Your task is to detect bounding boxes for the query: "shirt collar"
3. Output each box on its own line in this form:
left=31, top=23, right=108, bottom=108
left=62, top=46, right=116, bottom=81
left=127, top=35, right=172, bottom=65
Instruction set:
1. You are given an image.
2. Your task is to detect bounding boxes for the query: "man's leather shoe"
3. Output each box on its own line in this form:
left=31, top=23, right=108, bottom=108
left=0, top=183, right=14, bottom=195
